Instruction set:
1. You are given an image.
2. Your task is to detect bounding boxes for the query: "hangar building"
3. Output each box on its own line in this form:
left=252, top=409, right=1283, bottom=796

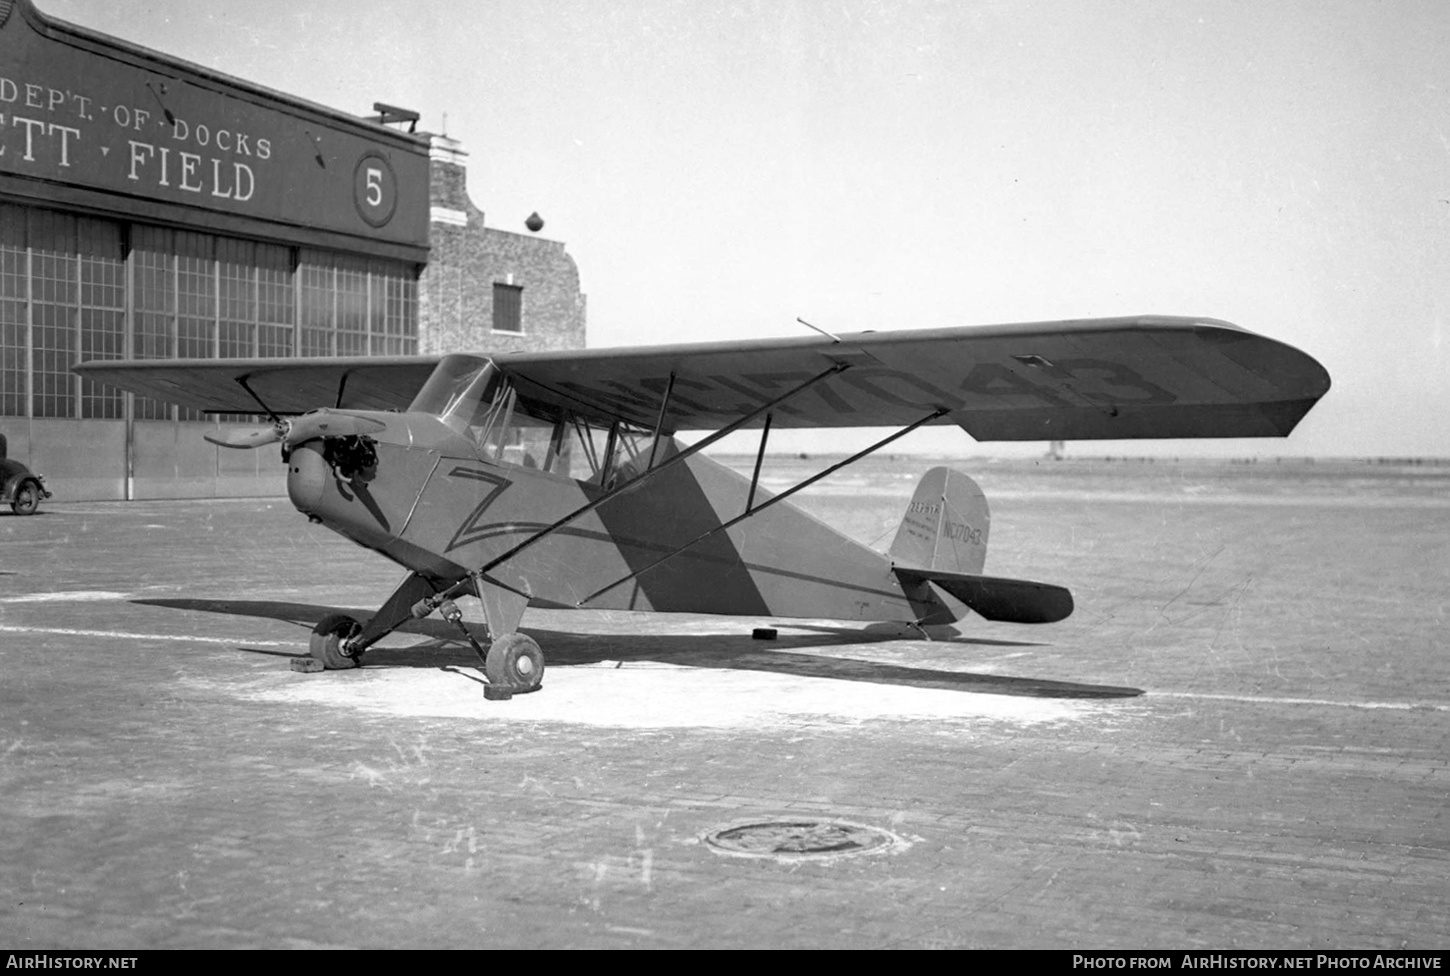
left=0, top=0, right=586, bottom=500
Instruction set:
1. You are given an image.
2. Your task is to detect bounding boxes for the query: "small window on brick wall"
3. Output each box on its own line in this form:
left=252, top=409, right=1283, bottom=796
left=492, top=282, right=523, bottom=334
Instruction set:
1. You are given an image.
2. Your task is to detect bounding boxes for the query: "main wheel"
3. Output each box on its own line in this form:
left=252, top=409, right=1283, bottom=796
left=10, top=481, right=40, bottom=516
left=485, top=632, right=544, bottom=693
left=310, top=613, right=364, bottom=670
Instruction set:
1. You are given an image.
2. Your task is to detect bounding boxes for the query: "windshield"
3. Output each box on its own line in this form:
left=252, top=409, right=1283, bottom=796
left=407, top=355, right=499, bottom=432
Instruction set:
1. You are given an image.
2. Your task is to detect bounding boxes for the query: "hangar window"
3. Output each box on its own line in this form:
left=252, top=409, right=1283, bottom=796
left=175, top=231, right=215, bottom=363
left=0, top=211, right=24, bottom=417
left=218, top=238, right=257, bottom=358
left=256, top=245, right=295, bottom=358
left=493, top=282, right=523, bottom=334
left=28, top=209, right=77, bottom=419
left=78, top=218, right=126, bottom=420
left=132, top=225, right=179, bottom=420
left=0, top=203, right=420, bottom=422
left=372, top=271, right=417, bottom=356
left=300, top=257, right=335, bottom=357
left=335, top=257, right=370, bottom=356
left=300, top=248, right=419, bottom=357
left=26, top=211, right=127, bottom=420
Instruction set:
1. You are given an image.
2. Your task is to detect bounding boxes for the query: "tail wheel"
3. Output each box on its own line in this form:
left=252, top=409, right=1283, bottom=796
left=485, top=632, right=544, bottom=694
left=10, top=481, right=40, bottom=516
left=310, top=613, right=364, bottom=669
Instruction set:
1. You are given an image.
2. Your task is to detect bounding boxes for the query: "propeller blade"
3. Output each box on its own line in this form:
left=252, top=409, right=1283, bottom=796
left=281, top=411, right=387, bottom=447
left=204, top=426, right=284, bottom=449
left=204, top=411, right=384, bottom=450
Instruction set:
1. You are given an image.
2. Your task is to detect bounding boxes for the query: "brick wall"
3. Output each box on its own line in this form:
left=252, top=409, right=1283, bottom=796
left=419, top=136, right=587, bottom=356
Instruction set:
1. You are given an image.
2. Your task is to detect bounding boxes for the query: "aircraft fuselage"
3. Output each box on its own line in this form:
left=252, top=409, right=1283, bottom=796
left=285, top=410, right=940, bottom=623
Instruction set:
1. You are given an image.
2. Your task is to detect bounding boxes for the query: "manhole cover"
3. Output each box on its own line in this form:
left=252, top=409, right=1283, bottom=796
left=704, top=819, right=899, bottom=860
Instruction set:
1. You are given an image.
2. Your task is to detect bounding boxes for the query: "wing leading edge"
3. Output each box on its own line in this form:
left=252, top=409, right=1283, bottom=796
left=73, top=315, right=1330, bottom=440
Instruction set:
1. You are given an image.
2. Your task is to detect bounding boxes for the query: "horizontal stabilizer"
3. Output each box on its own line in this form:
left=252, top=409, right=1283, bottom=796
left=894, top=567, right=1073, bottom=624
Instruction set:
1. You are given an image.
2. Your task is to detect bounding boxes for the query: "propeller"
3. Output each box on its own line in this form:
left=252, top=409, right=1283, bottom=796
left=204, top=410, right=386, bottom=450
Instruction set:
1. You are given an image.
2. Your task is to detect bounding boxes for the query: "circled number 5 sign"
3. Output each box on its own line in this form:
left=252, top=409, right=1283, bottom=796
left=353, top=152, right=398, bottom=228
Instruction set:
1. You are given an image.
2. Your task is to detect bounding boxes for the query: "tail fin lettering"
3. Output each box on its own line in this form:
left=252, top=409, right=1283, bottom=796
left=888, top=466, right=989, bottom=574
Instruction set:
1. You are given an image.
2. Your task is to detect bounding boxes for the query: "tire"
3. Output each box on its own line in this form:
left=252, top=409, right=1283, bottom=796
left=10, top=481, right=40, bottom=516
left=485, top=632, right=544, bottom=693
left=310, top=613, right=364, bottom=669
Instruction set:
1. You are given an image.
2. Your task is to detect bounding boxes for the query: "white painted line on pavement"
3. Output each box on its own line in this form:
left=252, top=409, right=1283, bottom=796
left=0, top=591, right=132, bottom=603
left=0, top=623, right=297, bottom=648
left=1155, top=690, right=1449, bottom=712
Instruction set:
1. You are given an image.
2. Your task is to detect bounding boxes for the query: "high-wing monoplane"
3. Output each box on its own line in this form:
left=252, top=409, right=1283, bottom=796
left=75, top=316, right=1330, bottom=698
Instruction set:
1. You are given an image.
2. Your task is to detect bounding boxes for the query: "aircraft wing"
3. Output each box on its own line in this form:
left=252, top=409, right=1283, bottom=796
left=74, top=316, right=1330, bottom=440
left=497, top=315, right=1329, bottom=439
left=73, top=356, right=442, bottom=415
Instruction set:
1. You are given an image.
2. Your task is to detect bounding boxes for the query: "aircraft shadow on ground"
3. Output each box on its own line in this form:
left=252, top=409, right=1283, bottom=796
left=133, top=597, right=1142, bottom=701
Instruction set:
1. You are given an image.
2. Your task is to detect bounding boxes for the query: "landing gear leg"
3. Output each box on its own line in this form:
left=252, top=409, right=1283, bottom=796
left=429, top=581, right=542, bottom=700
left=474, top=579, right=540, bottom=699
left=301, top=573, right=444, bottom=672
left=313, top=571, right=545, bottom=699
left=432, top=588, right=545, bottom=696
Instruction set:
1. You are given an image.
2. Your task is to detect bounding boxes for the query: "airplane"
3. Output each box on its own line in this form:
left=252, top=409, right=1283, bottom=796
left=75, top=315, right=1330, bottom=699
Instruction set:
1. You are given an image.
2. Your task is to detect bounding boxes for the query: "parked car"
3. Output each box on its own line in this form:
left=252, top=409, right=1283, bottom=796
left=0, top=434, right=52, bottom=515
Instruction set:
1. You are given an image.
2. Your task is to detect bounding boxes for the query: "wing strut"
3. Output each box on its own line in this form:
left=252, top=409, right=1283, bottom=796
left=407, top=362, right=852, bottom=619
left=576, top=406, right=951, bottom=607
left=745, top=412, right=773, bottom=512
left=236, top=376, right=282, bottom=424
left=645, top=372, right=676, bottom=470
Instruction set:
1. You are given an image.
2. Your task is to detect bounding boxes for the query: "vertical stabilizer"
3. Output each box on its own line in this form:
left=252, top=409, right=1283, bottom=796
left=887, top=466, right=990, bottom=575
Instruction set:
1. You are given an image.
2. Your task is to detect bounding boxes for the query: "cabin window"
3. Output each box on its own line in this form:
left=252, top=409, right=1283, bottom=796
left=540, top=415, right=602, bottom=480
left=541, top=416, right=667, bottom=487
left=602, top=425, right=654, bottom=486
left=412, top=360, right=670, bottom=483
left=441, top=372, right=558, bottom=468
left=499, top=400, right=599, bottom=479
left=494, top=399, right=661, bottom=488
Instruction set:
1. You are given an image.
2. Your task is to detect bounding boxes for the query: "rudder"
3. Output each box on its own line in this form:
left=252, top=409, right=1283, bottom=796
left=888, top=466, right=989, bottom=575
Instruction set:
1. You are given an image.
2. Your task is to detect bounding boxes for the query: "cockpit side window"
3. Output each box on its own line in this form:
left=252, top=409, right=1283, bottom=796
left=554, top=417, right=666, bottom=487
left=545, top=414, right=606, bottom=481
left=440, top=372, right=671, bottom=485
left=601, top=424, right=656, bottom=487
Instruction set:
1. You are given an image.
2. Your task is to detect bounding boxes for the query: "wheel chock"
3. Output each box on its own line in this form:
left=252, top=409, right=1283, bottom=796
left=290, top=657, right=325, bottom=673
left=483, top=683, right=514, bottom=701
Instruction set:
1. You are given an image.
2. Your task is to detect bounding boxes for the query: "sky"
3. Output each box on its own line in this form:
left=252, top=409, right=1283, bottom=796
left=41, top=0, right=1450, bottom=458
